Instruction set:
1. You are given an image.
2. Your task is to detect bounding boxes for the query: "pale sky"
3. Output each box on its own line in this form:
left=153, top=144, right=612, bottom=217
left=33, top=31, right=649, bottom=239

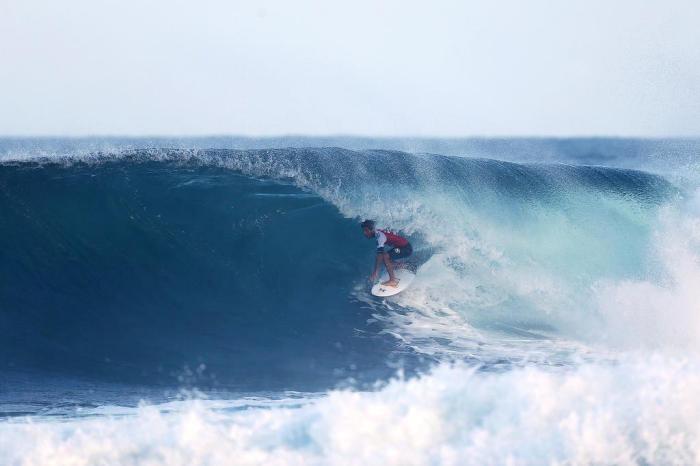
left=1, top=0, right=699, bottom=137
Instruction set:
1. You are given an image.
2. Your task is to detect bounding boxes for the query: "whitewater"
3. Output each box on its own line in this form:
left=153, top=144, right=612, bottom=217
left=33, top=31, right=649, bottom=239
left=2, top=137, right=700, bottom=465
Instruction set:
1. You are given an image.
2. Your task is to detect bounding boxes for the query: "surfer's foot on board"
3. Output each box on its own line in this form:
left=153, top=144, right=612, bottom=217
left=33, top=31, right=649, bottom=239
left=382, top=278, right=400, bottom=287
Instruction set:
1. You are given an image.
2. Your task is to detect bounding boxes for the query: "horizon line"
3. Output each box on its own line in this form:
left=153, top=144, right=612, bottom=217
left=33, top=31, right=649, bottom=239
left=1, top=133, right=700, bottom=141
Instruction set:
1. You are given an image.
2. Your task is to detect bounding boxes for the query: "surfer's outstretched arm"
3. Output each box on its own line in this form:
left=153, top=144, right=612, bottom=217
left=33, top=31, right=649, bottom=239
left=370, top=253, right=384, bottom=281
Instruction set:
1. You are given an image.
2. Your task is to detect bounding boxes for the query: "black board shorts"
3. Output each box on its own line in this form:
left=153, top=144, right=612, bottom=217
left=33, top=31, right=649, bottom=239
left=387, top=242, right=412, bottom=260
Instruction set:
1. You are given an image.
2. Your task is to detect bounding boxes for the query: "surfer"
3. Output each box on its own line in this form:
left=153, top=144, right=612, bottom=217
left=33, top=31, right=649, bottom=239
left=361, top=220, right=412, bottom=287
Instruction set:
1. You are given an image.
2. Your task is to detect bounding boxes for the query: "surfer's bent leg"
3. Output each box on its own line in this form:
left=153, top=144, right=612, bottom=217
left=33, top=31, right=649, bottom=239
left=381, top=253, right=399, bottom=286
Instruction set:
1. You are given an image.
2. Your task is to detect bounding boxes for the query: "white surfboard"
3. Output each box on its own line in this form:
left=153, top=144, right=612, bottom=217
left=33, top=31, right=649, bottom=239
left=371, top=268, right=415, bottom=297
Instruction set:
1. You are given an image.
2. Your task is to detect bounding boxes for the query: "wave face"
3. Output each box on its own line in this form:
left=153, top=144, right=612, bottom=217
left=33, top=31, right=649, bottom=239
left=0, top=156, right=407, bottom=388
left=0, top=148, right=681, bottom=389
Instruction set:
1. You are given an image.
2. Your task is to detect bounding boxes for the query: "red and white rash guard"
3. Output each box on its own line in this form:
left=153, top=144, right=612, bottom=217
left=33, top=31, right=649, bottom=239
left=375, top=229, right=409, bottom=252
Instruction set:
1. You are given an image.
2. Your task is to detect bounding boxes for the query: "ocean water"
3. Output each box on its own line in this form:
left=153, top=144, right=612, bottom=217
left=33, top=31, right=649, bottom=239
left=1, top=137, right=700, bottom=465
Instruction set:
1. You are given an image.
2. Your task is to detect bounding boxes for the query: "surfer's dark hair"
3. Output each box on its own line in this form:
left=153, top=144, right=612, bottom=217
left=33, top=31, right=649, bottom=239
left=360, top=219, right=375, bottom=230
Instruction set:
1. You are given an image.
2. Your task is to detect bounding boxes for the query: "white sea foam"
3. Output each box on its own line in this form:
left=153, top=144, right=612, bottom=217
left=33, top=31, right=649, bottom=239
left=2, top=357, right=700, bottom=466
left=373, top=198, right=700, bottom=359
left=593, top=199, right=700, bottom=352
left=349, top=194, right=659, bottom=362
left=343, top=169, right=700, bottom=363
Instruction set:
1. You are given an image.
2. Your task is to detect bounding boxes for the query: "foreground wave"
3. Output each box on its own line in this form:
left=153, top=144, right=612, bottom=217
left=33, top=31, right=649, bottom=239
left=2, top=358, right=699, bottom=466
